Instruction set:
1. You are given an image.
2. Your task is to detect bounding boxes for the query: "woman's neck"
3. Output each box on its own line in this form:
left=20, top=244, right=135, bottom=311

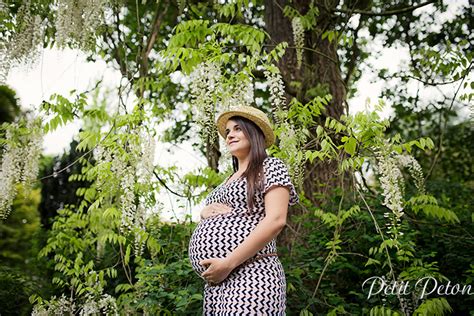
left=235, top=155, right=250, bottom=174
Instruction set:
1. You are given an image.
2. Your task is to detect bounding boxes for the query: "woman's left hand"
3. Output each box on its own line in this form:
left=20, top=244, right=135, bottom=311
left=199, top=257, right=235, bottom=284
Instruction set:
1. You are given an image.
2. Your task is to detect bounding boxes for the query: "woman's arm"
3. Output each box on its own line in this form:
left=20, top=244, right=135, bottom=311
left=200, top=186, right=289, bottom=282
left=225, top=186, right=289, bottom=269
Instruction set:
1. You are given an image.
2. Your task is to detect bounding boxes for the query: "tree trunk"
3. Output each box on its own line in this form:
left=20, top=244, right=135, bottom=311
left=264, top=0, right=351, bottom=251
left=206, top=133, right=221, bottom=172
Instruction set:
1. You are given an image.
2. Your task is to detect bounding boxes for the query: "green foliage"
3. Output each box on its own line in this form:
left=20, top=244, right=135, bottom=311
left=0, top=187, right=41, bottom=265
left=272, top=101, right=470, bottom=314
left=0, top=186, right=44, bottom=315
left=1, top=0, right=472, bottom=315
left=369, top=306, right=403, bottom=316
left=0, top=85, right=22, bottom=124
left=125, top=219, right=203, bottom=314
left=406, top=195, right=460, bottom=224
left=0, top=267, right=36, bottom=316
left=409, top=41, right=472, bottom=86
left=164, top=18, right=286, bottom=79
left=413, top=298, right=452, bottom=316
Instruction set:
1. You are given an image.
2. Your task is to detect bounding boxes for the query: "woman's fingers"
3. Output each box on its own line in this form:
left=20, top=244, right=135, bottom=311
left=215, top=203, right=232, bottom=213
left=201, top=203, right=232, bottom=219
left=209, top=203, right=231, bottom=216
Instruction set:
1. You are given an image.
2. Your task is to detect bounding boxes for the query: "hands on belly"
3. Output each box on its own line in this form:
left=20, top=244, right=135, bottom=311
left=200, top=202, right=232, bottom=219
left=200, top=257, right=236, bottom=285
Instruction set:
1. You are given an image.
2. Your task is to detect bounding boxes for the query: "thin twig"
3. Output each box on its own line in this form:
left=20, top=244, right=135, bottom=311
left=425, top=61, right=473, bottom=181
left=334, top=0, right=436, bottom=17
left=38, top=121, right=116, bottom=181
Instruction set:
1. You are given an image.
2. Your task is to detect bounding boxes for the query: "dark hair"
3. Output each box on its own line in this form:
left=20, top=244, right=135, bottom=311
left=228, top=116, right=268, bottom=212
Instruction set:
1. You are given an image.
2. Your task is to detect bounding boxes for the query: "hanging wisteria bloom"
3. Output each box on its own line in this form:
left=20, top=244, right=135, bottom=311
left=396, top=153, right=425, bottom=194
left=93, top=144, right=113, bottom=191
left=79, top=274, right=119, bottom=316
left=0, top=118, right=43, bottom=220
left=264, top=69, right=286, bottom=122
left=133, top=202, right=147, bottom=256
left=136, top=129, right=156, bottom=184
left=55, top=0, right=109, bottom=49
left=376, top=149, right=405, bottom=217
left=375, top=146, right=407, bottom=240
left=219, top=76, right=254, bottom=110
left=32, top=278, right=118, bottom=316
left=32, top=294, right=76, bottom=316
left=291, top=16, right=304, bottom=69
left=94, top=127, right=155, bottom=242
left=118, top=164, right=137, bottom=232
left=189, top=61, right=222, bottom=145
left=285, top=123, right=305, bottom=188
left=264, top=68, right=305, bottom=189
left=0, top=1, right=45, bottom=84
left=94, top=127, right=154, bottom=239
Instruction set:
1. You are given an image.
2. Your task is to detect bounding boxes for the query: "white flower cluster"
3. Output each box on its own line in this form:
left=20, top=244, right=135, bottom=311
left=134, top=130, right=154, bottom=256
left=279, top=121, right=305, bottom=189
left=93, top=128, right=155, bottom=244
left=32, top=290, right=118, bottom=315
left=264, top=69, right=305, bottom=189
left=32, top=294, right=76, bottom=316
left=376, top=148, right=406, bottom=239
left=220, top=77, right=254, bottom=110
left=136, top=129, right=155, bottom=184
left=0, top=1, right=6, bottom=13
left=55, top=0, right=108, bottom=49
left=396, top=153, right=425, bottom=194
left=376, top=150, right=405, bottom=217
left=133, top=203, right=147, bottom=257
left=79, top=271, right=118, bottom=315
left=264, top=70, right=286, bottom=123
left=291, top=16, right=304, bottom=69
left=81, top=299, right=100, bottom=315
left=189, top=61, right=222, bottom=145
left=80, top=293, right=118, bottom=316
left=189, top=62, right=260, bottom=149
left=1, top=0, right=108, bottom=82
left=118, top=164, right=137, bottom=232
left=0, top=119, right=43, bottom=220
left=95, top=145, right=136, bottom=232
left=0, top=1, right=45, bottom=84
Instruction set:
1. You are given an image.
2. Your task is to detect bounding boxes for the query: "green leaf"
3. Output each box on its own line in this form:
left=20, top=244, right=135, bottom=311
left=124, top=244, right=131, bottom=265
left=344, top=137, right=357, bottom=156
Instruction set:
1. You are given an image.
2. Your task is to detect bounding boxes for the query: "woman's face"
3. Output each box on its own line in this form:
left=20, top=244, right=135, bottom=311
left=225, top=119, right=251, bottom=157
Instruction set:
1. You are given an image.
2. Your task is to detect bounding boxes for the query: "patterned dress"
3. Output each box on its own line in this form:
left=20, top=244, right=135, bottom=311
left=188, top=157, right=299, bottom=315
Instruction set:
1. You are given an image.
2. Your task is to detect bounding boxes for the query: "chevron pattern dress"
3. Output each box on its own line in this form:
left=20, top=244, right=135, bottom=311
left=188, top=157, right=299, bottom=315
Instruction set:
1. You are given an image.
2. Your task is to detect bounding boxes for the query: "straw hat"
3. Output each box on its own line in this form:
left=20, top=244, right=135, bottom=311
left=216, top=105, right=275, bottom=148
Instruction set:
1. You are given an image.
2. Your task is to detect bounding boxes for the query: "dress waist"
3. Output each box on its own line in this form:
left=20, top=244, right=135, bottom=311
left=206, top=253, right=279, bottom=287
left=241, top=253, right=278, bottom=266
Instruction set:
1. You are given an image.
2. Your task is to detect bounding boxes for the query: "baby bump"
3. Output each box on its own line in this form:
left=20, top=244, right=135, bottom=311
left=188, top=214, right=253, bottom=275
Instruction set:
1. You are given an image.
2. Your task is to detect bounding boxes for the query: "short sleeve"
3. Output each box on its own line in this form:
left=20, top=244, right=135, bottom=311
left=263, top=157, right=299, bottom=206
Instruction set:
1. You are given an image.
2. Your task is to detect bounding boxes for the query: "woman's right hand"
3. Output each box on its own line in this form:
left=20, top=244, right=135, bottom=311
left=200, top=203, right=232, bottom=219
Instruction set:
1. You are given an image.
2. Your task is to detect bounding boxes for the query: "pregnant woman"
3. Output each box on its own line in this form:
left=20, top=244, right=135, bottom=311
left=188, top=105, right=299, bottom=315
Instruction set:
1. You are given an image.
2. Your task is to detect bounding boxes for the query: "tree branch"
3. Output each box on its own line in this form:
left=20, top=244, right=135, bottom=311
left=144, top=2, right=168, bottom=59
left=343, top=22, right=362, bottom=87
left=139, top=1, right=169, bottom=78
left=424, top=61, right=473, bottom=181
left=153, top=170, right=195, bottom=198
left=382, top=73, right=469, bottom=86
left=334, top=0, right=436, bottom=17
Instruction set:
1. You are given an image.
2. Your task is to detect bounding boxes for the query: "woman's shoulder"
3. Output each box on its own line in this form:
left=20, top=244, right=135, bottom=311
left=263, top=156, right=286, bottom=168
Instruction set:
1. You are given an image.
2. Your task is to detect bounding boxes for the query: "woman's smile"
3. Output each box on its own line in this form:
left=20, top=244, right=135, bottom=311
left=225, top=120, right=250, bottom=155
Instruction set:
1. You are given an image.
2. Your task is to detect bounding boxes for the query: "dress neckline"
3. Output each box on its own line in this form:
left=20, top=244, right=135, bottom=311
left=223, top=173, right=244, bottom=186
left=222, top=156, right=273, bottom=187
